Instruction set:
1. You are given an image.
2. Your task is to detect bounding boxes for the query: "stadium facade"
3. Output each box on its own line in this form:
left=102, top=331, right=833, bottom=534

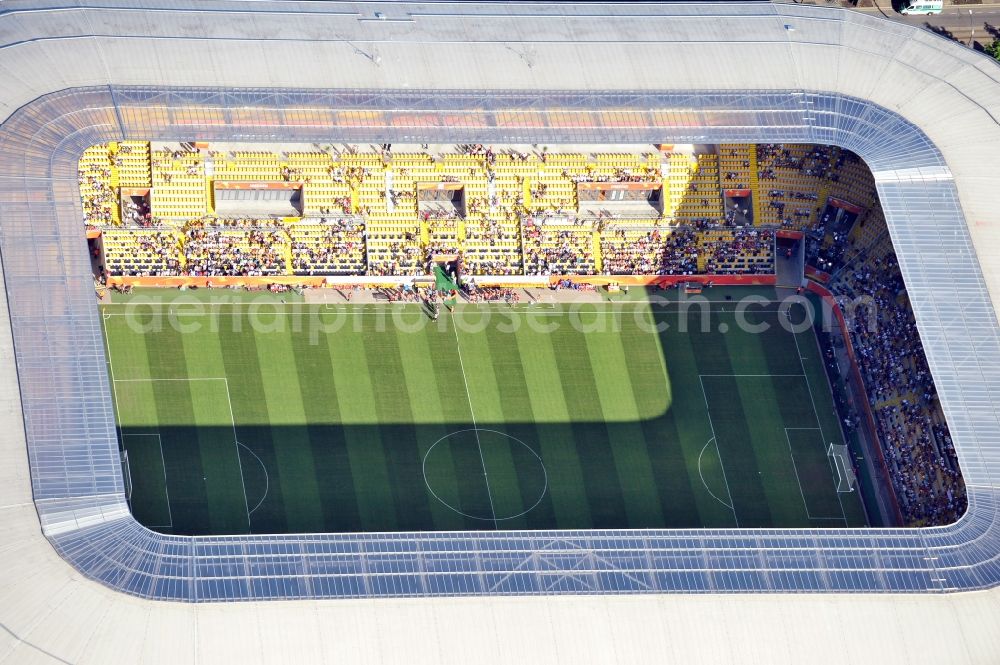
left=1, top=0, right=999, bottom=661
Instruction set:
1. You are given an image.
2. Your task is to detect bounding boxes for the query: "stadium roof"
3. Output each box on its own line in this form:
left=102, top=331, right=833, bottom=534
left=1, top=0, right=999, bottom=661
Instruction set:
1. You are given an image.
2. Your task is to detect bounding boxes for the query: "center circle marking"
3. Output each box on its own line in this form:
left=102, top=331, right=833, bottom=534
left=422, top=428, right=548, bottom=521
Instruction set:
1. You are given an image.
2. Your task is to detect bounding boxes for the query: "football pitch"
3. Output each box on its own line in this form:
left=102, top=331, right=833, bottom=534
left=102, top=288, right=867, bottom=535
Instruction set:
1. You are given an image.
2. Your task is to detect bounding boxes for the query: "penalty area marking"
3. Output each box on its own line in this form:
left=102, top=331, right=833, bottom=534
left=237, top=440, right=270, bottom=515
left=697, top=437, right=734, bottom=511
left=784, top=428, right=847, bottom=524
left=789, top=327, right=851, bottom=526
left=696, top=375, right=739, bottom=527
left=109, top=376, right=258, bottom=533
left=120, top=433, right=173, bottom=529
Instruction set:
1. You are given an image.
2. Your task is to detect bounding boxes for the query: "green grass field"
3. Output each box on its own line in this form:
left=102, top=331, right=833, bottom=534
left=102, top=288, right=867, bottom=535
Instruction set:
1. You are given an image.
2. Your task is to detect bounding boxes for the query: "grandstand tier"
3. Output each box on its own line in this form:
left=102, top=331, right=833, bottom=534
left=83, top=140, right=964, bottom=533
left=1, top=0, right=994, bottom=624
left=89, top=142, right=868, bottom=281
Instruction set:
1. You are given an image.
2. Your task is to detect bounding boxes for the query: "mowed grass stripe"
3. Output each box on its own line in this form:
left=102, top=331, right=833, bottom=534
left=121, top=434, right=172, bottom=527
left=513, top=321, right=593, bottom=529
left=216, top=316, right=289, bottom=534
left=729, top=309, right=803, bottom=376
left=288, top=325, right=364, bottom=533
left=451, top=317, right=527, bottom=528
left=796, top=307, right=846, bottom=444
left=690, top=311, right=772, bottom=528
left=139, top=327, right=210, bottom=535
left=722, top=326, right=810, bottom=527
left=393, top=320, right=470, bottom=531
left=793, top=304, right=868, bottom=526
left=583, top=316, right=666, bottom=528
left=785, top=426, right=845, bottom=520
left=620, top=310, right=702, bottom=528
left=768, top=369, right=847, bottom=522
left=756, top=305, right=858, bottom=524
left=105, top=318, right=172, bottom=528
left=657, top=317, right=735, bottom=528
left=423, top=320, right=495, bottom=530
left=251, top=324, right=325, bottom=532
left=796, top=303, right=868, bottom=526
left=360, top=322, right=436, bottom=531
left=483, top=323, right=557, bottom=530
left=103, top=311, right=157, bottom=382
left=550, top=323, right=629, bottom=528
left=178, top=330, right=252, bottom=534
left=326, top=324, right=399, bottom=531
left=698, top=376, right=774, bottom=527
left=104, top=297, right=859, bottom=535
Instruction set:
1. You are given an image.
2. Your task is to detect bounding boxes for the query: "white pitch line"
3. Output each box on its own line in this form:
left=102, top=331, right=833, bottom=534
left=222, top=378, right=253, bottom=532
left=697, top=375, right=739, bottom=527
left=102, top=315, right=124, bottom=443
left=699, top=373, right=805, bottom=378
left=697, top=437, right=734, bottom=510
left=829, top=445, right=846, bottom=493
left=154, top=432, right=174, bottom=528
left=790, top=324, right=850, bottom=526
left=237, top=441, right=270, bottom=516
left=784, top=427, right=817, bottom=521
left=113, top=377, right=229, bottom=382
left=121, top=433, right=175, bottom=529
left=98, top=301, right=791, bottom=314
left=450, top=319, right=499, bottom=529
left=112, top=376, right=253, bottom=533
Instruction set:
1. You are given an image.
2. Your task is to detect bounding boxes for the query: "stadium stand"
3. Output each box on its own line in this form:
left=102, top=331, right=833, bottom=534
left=113, top=140, right=152, bottom=189
left=718, top=143, right=755, bottom=192
left=522, top=215, right=596, bottom=276
left=182, top=221, right=287, bottom=277
left=289, top=217, right=366, bottom=276
left=150, top=147, right=208, bottom=219
left=599, top=222, right=669, bottom=275
left=670, top=153, right=724, bottom=222
left=77, top=144, right=911, bottom=284
left=818, top=213, right=966, bottom=526
left=79, top=144, right=116, bottom=226
left=100, top=227, right=182, bottom=276
left=86, top=142, right=901, bottom=282
left=83, top=139, right=968, bottom=528
left=700, top=227, right=774, bottom=274
left=462, top=215, right=524, bottom=276
left=756, top=143, right=833, bottom=228
left=92, top=143, right=792, bottom=280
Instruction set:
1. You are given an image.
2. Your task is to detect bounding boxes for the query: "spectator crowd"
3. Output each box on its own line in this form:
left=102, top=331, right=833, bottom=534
left=822, top=234, right=965, bottom=526
left=84, top=142, right=966, bottom=527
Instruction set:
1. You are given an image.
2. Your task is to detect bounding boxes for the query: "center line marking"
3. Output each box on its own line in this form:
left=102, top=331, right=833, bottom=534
left=450, top=319, right=499, bottom=529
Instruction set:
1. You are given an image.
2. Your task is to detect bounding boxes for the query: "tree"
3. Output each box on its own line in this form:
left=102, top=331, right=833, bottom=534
left=987, top=38, right=1000, bottom=62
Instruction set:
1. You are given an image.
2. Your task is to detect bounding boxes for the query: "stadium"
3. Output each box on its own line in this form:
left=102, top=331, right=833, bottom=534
left=1, top=0, right=1000, bottom=662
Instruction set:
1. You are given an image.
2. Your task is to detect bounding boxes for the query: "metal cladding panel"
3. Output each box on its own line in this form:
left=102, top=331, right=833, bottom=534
left=0, top=85, right=993, bottom=600
left=0, top=0, right=994, bottom=602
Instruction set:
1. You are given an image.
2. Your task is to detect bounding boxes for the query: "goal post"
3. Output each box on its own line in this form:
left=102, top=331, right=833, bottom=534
left=120, top=449, right=133, bottom=502
left=827, top=443, right=857, bottom=493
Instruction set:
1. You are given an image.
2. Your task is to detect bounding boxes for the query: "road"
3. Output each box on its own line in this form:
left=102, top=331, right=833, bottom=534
left=783, top=0, right=1000, bottom=50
